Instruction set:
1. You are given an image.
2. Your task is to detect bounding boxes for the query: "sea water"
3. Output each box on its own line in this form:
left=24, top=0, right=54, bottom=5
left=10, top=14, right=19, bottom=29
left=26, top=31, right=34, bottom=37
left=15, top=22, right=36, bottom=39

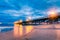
left=0, top=26, right=13, bottom=32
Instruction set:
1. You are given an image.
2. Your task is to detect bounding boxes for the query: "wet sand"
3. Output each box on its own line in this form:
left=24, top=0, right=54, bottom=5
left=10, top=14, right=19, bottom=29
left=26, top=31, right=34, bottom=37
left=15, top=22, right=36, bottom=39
left=0, top=24, right=60, bottom=40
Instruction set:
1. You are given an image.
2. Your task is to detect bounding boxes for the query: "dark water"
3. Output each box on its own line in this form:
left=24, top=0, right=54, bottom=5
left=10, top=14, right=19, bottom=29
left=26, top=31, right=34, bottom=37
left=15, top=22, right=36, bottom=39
left=1, top=28, right=13, bottom=32
left=0, top=26, right=13, bottom=32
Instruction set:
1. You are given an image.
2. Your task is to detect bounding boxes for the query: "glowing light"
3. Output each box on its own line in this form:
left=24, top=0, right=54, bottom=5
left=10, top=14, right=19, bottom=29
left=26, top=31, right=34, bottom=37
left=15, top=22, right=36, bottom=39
left=19, top=20, right=23, bottom=36
left=25, top=25, right=33, bottom=34
left=25, top=16, right=33, bottom=34
left=50, top=10, right=56, bottom=16
left=14, top=24, right=20, bottom=37
left=26, top=16, right=32, bottom=21
left=19, top=24, right=23, bottom=36
left=14, top=19, right=33, bottom=38
left=48, top=9, right=57, bottom=19
left=14, top=20, right=23, bottom=37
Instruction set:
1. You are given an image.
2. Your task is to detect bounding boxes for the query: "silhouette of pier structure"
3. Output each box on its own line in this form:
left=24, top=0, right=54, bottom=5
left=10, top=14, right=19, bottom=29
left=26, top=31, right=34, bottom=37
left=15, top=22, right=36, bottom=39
left=15, top=15, right=60, bottom=25
left=14, top=14, right=60, bottom=39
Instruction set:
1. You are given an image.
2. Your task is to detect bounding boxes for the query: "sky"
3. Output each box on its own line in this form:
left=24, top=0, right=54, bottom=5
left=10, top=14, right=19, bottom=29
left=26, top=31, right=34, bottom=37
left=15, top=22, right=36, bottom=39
left=0, top=0, right=60, bottom=25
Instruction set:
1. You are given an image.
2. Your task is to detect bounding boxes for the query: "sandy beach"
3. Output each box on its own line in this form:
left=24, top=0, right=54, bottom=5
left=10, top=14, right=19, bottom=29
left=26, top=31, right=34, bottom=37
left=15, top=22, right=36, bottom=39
left=0, top=24, right=60, bottom=40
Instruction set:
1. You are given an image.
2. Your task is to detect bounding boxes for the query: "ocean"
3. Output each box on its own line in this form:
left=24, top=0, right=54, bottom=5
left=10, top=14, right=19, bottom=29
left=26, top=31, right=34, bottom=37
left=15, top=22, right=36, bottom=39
left=0, top=26, right=13, bottom=32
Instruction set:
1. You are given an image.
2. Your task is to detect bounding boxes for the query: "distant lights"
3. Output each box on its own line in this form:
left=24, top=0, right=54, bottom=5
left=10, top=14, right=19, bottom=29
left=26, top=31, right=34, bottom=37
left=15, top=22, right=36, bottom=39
left=26, top=16, right=32, bottom=21
left=49, top=10, right=56, bottom=14
left=48, top=8, right=58, bottom=19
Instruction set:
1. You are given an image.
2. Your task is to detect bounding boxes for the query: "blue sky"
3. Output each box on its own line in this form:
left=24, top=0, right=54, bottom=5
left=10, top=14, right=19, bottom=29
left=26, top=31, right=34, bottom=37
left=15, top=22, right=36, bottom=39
left=0, top=0, right=60, bottom=24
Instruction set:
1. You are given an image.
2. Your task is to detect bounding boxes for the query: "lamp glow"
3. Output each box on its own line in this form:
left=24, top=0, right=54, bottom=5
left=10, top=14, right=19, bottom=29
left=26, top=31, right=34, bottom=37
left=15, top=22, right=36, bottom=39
left=48, top=9, right=57, bottom=19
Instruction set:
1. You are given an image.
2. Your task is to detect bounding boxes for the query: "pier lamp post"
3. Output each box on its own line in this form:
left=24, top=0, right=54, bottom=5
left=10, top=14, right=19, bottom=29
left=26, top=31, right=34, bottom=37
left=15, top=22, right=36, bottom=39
left=48, top=10, right=58, bottom=23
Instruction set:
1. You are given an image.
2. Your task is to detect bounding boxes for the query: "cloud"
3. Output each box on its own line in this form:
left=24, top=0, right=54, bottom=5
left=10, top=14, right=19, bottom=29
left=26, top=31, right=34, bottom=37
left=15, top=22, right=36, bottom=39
left=5, top=0, right=16, bottom=7
left=2, top=5, right=48, bottom=20
left=32, top=16, right=45, bottom=19
left=3, top=6, right=34, bottom=17
left=20, top=5, right=34, bottom=15
left=46, top=7, right=60, bottom=16
left=56, top=8, right=60, bottom=13
left=2, top=5, right=60, bottom=21
left=0, top=22, right=2, bottom=24
left=3, top=10, right=21, bottom=17
left=46, top=0, right=60, bottom=3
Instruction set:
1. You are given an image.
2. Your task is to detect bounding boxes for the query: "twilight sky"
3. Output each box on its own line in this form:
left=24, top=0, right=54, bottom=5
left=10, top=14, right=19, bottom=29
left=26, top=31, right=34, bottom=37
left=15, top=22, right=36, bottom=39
left=0, top=0, right=60, bottom=24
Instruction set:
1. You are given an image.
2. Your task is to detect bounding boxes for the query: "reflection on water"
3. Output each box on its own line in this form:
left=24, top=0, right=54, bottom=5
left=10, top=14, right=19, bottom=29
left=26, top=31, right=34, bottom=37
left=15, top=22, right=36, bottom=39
left=0, top=24, right=60, bottom=40
left=25, top=25, right=33, bottom=34
left=14, top=23, right=33, bottom=38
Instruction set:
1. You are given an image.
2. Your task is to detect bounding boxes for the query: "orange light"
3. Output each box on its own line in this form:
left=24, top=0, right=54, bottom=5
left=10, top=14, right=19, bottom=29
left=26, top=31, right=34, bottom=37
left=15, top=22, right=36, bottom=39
left=19, top=24, right=23, bottom=36
left=49, top=9, right=57, bottom=19
left=14, top=20, right=33, bottom=38
left=25, top=25, right=33, bottom=34
left=14, top=20, right=23, bottom=37
left=14, top=24, right=20, bottom=37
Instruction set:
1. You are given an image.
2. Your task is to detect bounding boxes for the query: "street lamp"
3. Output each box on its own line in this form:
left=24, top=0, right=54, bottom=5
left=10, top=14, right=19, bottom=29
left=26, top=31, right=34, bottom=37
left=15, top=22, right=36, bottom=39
left=48, top=9, right=58, bottom=23
left=47, top=8, right=58, bottom=29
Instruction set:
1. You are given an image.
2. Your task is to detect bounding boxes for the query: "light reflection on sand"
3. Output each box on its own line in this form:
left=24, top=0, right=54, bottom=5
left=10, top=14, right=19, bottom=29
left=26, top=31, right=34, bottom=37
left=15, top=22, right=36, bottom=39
left=0, top=24, right=60, bottom=40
